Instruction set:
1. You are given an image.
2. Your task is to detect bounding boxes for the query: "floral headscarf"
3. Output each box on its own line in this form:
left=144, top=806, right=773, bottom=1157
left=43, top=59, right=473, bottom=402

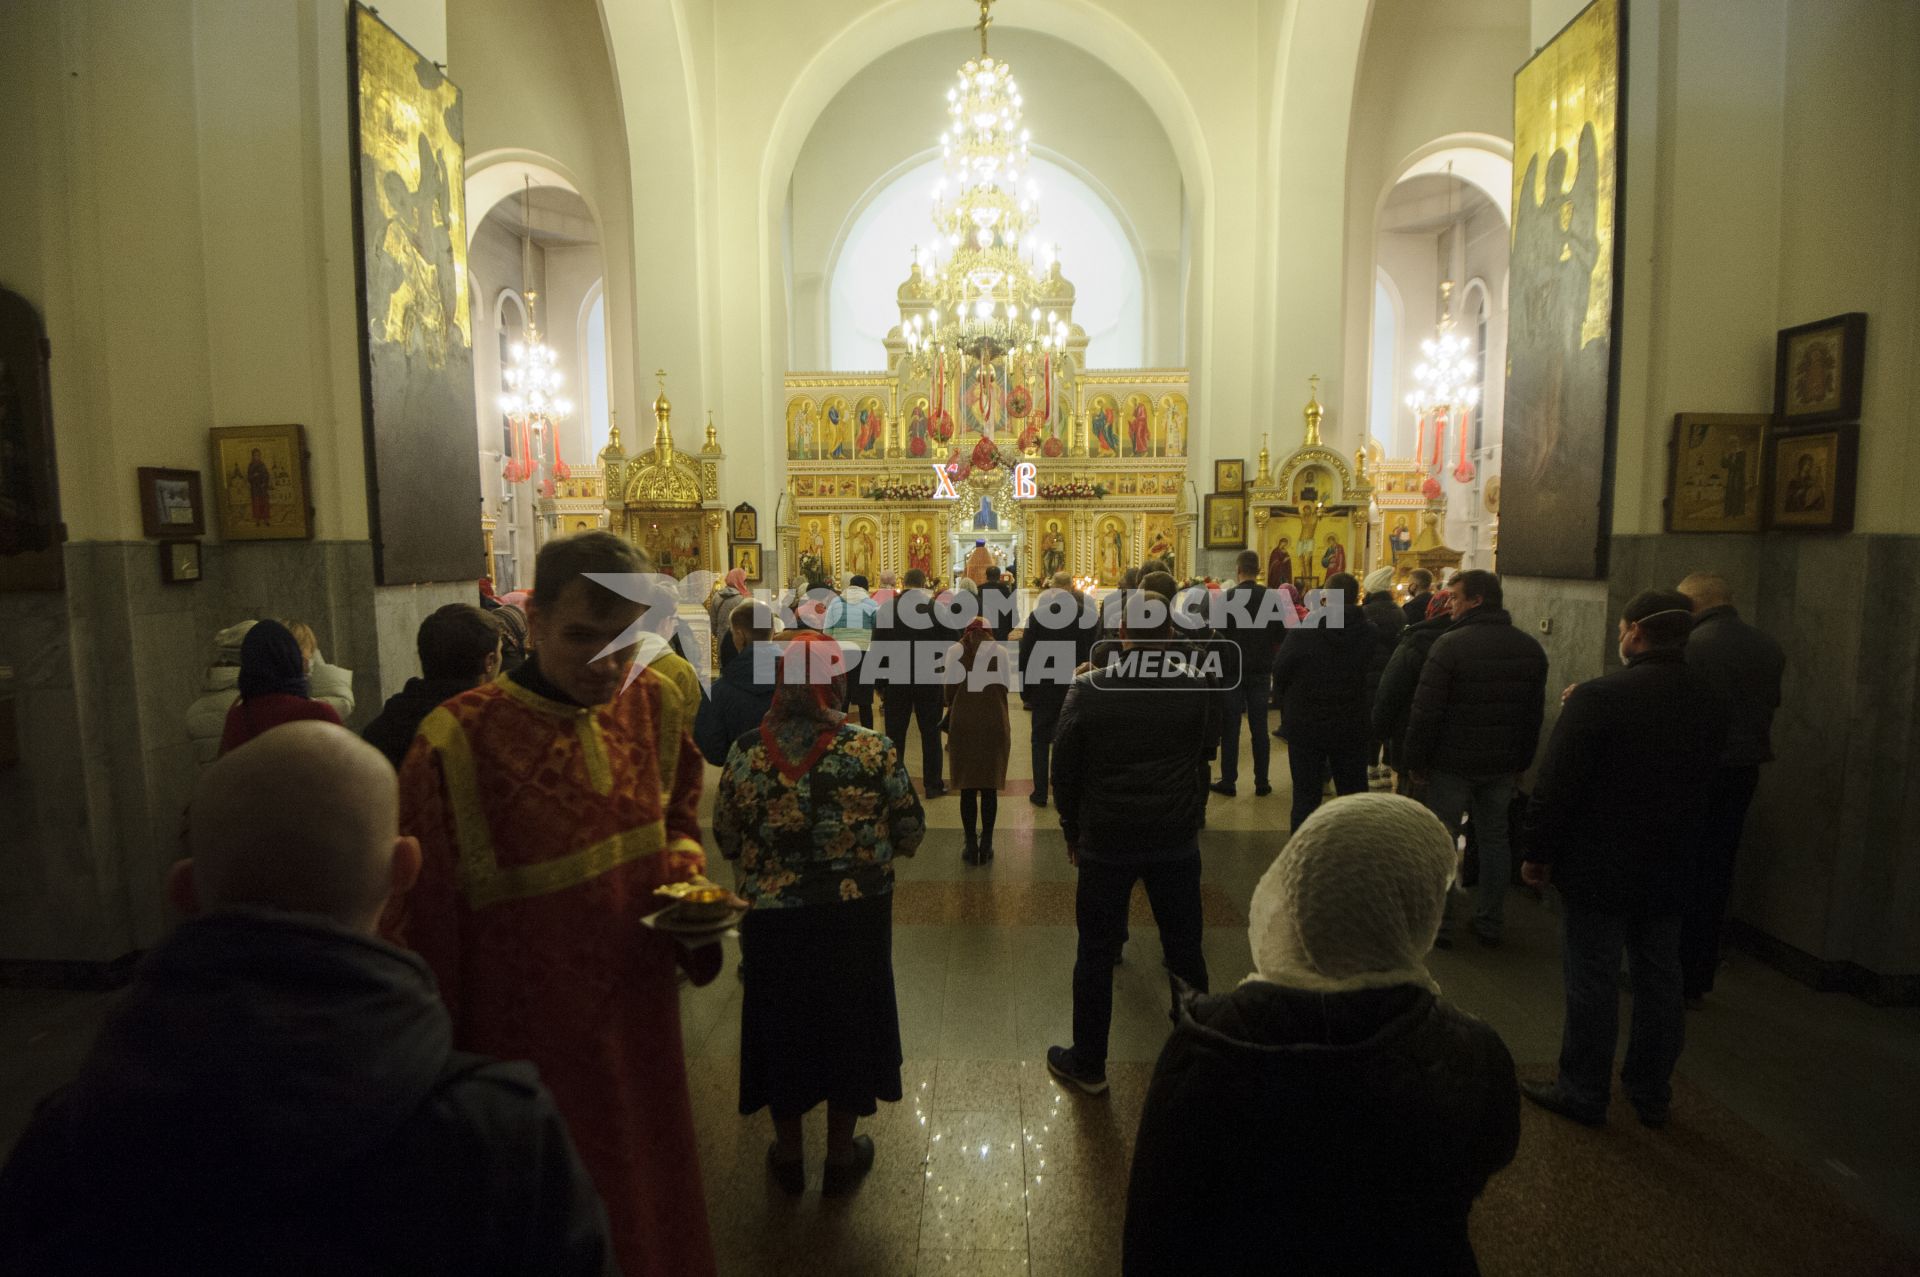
left=758, top=631, right=848, bottom=779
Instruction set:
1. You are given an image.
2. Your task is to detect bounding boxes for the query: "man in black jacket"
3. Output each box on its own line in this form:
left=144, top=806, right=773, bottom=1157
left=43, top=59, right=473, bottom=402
left=1676, top=572, right=1785, bottom=1003
left=982, top=564, right=1017, bottom=641
left=693, top=600, right=777, bottom=764
left=1401, top=568, right=1435, bottom=626
left=361, top=604, right=503, bottom=768
left=1271, top=573, right=1376, bottom=831
left=1211, top=549, right=1286, bottom=797
left=872, top=567, right=954, bottom=796
left=1521, top=591, right=1729, bottom=1128
left=1048, top=584, right=1219, bottom=1095
left=1360, top=567, right=1407, bottom=786
left=1404, top=570, right=1547, bottom=946
left=0, top=723, right=613, bottom=1276
left=1018, top=572, right=1099, bottom=807
left=1371, top=612, right=1452, bottom=795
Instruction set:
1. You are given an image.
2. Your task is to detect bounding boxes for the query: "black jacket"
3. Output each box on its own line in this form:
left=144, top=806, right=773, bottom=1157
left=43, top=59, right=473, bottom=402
left=1052, top=642, right=1218, bottom=861
left=1269, top=600, right=1376, bottom=744
left=1125, top=981, right=1519, bottom=1276
left=1360, top=593, right=1407, bottom=712
left=693, top=642, right=777, bottom=763
left=1371, top=613, right=1453, bottom=748
left=0, top=910, right=612, bottom=1277
left=1017, top=590, right=1099, bottom=713
left=1217, top=581, right=1286, bottom=688
left=1526, top=649, right=1730, bottom=914
left=1684, top=605, right=1785, bottom=766
left=1402, top=592, right=1435, bottom=626
left=1403, top=607, right=1548, bottom=777
left=361, top=677, right=475, bottom=769
left=870, top=587, right=953, bottom=696
left=982, top=579, right=1018, bottom=640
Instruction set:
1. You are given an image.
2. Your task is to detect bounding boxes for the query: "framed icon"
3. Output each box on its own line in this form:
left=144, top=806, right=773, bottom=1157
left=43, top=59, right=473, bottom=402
left=730, top=502, right=758, bottom=543
left=730, top=542, right=763, bottom=583
left=1764, top=423, right=1858, bottom=533
left=1773, top=312, right=1866, bottom=428
left=210, top=424, right=314, bottom=540
left=1663, top=414, right=1766, bottom=534
left=1203, top=493, right=1247, bottom=549
left=160, top=539, right=202, bottom=583
left=1214, top=459, right=1244, bottom=493
left=136, top=467, right=205, bottom=539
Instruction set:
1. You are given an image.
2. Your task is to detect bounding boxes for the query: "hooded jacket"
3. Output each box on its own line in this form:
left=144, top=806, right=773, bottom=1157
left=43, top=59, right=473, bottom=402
left=0, top=910, right=612, bottom=1277
left=694, top=642, right=778, bottom=763
left=1124, top=981, right=1519, bottom=1276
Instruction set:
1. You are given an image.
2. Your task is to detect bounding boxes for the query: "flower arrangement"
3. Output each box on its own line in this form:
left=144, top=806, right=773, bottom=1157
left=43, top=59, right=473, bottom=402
left=864, top=480, right=935, bottom=501
left=1034, top=479, right=1110, bottom=500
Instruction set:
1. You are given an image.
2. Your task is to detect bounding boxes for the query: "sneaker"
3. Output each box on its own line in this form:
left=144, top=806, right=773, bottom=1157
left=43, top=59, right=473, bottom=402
left=1254, top=783, right=1273, bottom=797
left=1046, top=1045, right=1109, bottom=1096
left=1521, top=1080, right=1606, bottom=1127
left=1209, top=781, right=1236, bottom=797
left=821, top=1134, right=875, bottom=1196
left=766, top=1143, right=805, bottom=1196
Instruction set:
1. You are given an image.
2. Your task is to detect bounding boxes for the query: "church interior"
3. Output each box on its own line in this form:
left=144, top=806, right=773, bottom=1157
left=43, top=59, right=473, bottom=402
left=2, top=0, right=1918, bottom=1272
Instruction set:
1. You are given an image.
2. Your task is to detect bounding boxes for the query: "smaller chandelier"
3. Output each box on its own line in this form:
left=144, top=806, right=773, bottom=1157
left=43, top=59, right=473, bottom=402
left=1405, top=280, right=1480, bottom=482
left=499, top=298, right=573, bottom=483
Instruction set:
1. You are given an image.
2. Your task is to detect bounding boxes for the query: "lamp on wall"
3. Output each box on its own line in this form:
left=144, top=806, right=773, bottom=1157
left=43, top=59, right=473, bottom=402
left=500, top=179, right=573, bottom=484
left=1403, top=166, right=1479, bottom=484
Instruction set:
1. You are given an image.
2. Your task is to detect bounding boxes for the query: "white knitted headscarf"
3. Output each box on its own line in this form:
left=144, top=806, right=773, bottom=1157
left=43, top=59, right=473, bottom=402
left=1246, top=793, right=1457, bottom=994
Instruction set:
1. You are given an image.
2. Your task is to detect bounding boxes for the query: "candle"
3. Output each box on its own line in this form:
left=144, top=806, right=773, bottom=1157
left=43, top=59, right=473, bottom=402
left=1413, top=410, right=1426, bottom=467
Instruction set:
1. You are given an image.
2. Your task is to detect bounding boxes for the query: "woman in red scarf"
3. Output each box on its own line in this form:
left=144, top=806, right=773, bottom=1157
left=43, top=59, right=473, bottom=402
left=713, top=633, right=926, bottom=1195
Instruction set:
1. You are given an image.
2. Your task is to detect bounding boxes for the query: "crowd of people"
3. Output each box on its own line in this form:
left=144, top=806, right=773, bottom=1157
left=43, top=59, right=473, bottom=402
left=0, top=529, right=1786, bottom=1276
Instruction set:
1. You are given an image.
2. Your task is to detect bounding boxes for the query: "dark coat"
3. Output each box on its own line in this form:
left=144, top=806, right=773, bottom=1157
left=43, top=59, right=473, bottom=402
left=981, top=579, right=1018, bottom=640
left=1402, top=592, right=1435, bottom=627
left=1684, top=605, right=1785, bottom=766
left=1371, top=613, right=1454, bottom=751
left=0, top=910, right=613, bottom=1277
left=1403, top=607, right=1548, bottom=778
left=361, top=677, right=475, bottom=769
left=1360, top=593, right=1407, bottom=716
left=1526, top=649, right=1730, bottom=914
left=1217, top=580, right=1287, bottom=688
left=694, top=643, right=778, bottom=764
left=1018, top=590, right=1100, bottom=726
left=1052, top=643, right=1219, bottom=862
left=945, top=640, right=1013, bottom=789
left=1124, top=981, right=1519, bottom=1277
left=870, top=587, right=953, bottom=697
left=1269, top=599, right=1376, bottom=745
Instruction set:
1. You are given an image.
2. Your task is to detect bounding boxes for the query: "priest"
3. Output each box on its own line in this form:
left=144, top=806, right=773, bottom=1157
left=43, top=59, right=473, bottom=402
left=388, top=531, right=717, bottom=1277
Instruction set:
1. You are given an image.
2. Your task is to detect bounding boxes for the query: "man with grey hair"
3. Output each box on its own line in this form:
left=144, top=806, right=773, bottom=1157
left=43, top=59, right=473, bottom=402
left=0, top=723, right=614, bottom=1275
left=1675, top=571, right=1785, bottom=1005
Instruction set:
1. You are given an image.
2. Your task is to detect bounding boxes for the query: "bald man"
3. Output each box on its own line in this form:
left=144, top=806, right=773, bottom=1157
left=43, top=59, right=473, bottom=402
left=0, top=723, right=614, bottom=1277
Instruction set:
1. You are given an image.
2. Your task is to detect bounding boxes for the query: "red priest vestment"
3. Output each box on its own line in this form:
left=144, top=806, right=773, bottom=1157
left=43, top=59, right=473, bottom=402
left=390, top=666, right=714, bottom=1277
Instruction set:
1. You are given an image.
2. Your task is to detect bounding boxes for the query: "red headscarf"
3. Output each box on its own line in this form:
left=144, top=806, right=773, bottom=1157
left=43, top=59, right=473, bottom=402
left=956, top=617, right=993, bottom=669
left=758, top=631, right=848, bottom=779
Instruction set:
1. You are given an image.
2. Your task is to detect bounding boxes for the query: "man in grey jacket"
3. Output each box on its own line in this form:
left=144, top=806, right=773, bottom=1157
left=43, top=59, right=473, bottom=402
left=1675, top=573, right=1785, bottom=1004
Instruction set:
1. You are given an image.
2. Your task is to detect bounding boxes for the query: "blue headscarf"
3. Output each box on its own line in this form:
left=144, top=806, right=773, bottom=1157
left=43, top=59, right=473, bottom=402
left=237, top=619, right=310, bottom=700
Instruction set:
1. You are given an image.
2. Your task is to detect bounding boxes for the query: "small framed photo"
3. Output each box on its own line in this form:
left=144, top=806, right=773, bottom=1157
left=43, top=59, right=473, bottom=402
left=1214, top=458, right=1245, bottom=493
left=1203, top=493, right=1247, bottom=549
left=730, top=542, right=763, bottom=583
left=1765, top=423, right=1858, bottom=533
left=210, top=423, right=314, bottom=540
left=1774, top=312, right=1866, bottom=428
left=160, top=539, right=202, bottom=583
left=136, top=467, right=205, bottom=539
left=730, top=502, right=758, bottom=543
left=1664, top=414, right=1767, bottom=534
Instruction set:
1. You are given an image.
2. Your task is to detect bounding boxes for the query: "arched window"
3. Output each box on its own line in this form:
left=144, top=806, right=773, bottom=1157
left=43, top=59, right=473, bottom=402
left=1462, top=279, right=1490, bottom=453
left=495, top=290, right=530, bottom=457
left=827, top=156, right=1145, bottom=370
left=584, top=289, right=609, bottom=458
left=1369, top=275, right=1400, bottom=453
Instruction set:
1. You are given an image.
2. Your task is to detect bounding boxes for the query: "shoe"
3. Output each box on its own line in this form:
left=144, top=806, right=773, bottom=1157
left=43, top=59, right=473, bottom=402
left=1209, top=781, right=1236, bottom=797
left=961, top=836, right=979, bottom=865
left=821, top=1134, right=875, bottom=1196
left=1254, top=783, right=1273, bottom=797
left=1521, top=1080, right=1606, bottom=1127
left=767, top=1143, right=805, bottom=1196
left=981, top=840, right=994, bottom=861
left=1029, top=793, right=1048, bottom=807
left=1470, top=925, right=1503, bottom=949
left=1046, top=1046, right=1109, bottom=1096
left=923, top=783, right=948, bottom=798
left=1634, top=1104, right=1670, bottom=1129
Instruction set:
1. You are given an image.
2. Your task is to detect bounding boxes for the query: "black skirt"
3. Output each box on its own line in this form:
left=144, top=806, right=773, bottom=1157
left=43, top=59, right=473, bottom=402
left=737, top=891, right=904, bottom=1119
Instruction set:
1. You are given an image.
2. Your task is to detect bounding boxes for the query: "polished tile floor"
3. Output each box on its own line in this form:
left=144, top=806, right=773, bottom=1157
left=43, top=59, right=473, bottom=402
left=3, top=705, right=1918, bottom=1274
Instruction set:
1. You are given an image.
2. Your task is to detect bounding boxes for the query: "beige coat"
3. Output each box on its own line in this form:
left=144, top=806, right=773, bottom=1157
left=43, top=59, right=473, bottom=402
left=944, top=640, right=1013, bottom=789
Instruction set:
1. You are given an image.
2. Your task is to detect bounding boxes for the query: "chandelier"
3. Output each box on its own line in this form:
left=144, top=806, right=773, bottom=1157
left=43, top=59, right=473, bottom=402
left=499, top=181, right=573, bottom=484
left=1404, top=167, right=1480, bottom=484
left=903, top=0, right=1069, bottom=378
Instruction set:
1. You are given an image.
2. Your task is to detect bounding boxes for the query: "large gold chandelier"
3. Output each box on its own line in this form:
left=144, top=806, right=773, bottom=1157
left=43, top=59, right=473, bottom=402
left=903, top=0, right=1068, bottom=374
